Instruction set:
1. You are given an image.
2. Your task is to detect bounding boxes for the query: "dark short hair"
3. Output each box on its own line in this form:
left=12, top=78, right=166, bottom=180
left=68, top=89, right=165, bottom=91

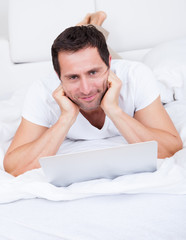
left=51, top=25, right=110, bottom=78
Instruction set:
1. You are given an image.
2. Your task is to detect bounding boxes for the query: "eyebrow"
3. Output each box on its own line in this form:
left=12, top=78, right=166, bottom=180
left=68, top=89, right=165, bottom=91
left=87, top=67, right=102, bottom=73
left=64, top=73, right=79, bottom=79
left=64, top=67, right=103, bottom=79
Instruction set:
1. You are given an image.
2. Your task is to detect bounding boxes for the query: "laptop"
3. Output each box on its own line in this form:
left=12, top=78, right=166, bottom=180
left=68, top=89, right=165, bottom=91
left=39, top=141, right=157, bottom=187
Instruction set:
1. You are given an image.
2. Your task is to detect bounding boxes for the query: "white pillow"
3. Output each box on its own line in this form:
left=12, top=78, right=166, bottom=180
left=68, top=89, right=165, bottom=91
left=9, top=0, right=95, bottom=63
left=143, top=37, right=186, bottom=103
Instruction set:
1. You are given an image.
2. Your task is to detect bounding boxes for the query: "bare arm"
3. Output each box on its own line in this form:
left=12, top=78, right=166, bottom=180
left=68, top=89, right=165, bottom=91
left=101, top=71, right=183, bottom=158
left=4, top=85, right=79, bottom=176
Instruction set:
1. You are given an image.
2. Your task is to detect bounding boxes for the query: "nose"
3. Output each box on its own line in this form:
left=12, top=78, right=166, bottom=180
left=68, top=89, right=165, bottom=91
left=79, top=76, right=92, bottom=95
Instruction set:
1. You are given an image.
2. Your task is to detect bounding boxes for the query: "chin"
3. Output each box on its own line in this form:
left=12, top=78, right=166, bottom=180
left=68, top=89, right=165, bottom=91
left=79, top=103, right=100, bottom=112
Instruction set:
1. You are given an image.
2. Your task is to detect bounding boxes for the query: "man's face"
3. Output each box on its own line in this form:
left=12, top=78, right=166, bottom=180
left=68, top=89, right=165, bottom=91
left=58, top=47, right=111, bottom=112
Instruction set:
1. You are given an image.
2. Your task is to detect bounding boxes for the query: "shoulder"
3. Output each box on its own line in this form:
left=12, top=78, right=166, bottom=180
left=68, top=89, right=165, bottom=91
left=111, top=59, right=151, bottom=83
left=23, top=70, right=61, bottom=112
left=33, top=71, right=60, bottom=94
left=111, top=59, right=158, bottom=85
left=25, top=71, right=60, bottom=102
left=22, top=71, right=61, bottom=127
left=111, top=59, right=152, bottom=74
left=112, top=60, right=160, bottom=111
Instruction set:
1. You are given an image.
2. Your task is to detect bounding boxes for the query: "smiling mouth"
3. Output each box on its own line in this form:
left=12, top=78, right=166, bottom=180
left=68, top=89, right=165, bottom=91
left=80, top=93, right=97, bottom=102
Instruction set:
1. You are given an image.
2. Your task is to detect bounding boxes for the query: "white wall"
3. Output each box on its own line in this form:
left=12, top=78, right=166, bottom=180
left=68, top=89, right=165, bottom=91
left=0, top=0, right=8, bottom=39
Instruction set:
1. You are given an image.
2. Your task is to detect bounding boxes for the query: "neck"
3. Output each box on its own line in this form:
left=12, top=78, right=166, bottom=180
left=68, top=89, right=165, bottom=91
left=80, top=107, right=106, bottom=129
left=80, top=106, right=104, bottom=117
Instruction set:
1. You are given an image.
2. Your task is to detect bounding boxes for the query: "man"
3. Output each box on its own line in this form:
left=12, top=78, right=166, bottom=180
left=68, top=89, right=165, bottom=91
left=4, top=13, right=182, bottom=176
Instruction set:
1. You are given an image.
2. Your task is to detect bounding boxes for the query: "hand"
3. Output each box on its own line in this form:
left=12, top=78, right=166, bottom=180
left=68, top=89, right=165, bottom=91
left=52, top=84, right=79, bottom=121
left=101, top=70, right=122, bottom=116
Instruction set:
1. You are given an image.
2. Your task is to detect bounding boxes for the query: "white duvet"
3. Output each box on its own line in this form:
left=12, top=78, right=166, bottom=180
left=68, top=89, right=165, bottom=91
left=0, top=91, right=186, bottom=204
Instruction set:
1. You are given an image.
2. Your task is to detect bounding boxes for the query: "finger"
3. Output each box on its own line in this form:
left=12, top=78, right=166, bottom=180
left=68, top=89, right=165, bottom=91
left=52, top=84, right=65, bottom=98
left=55, top=84, right=63, bottom=92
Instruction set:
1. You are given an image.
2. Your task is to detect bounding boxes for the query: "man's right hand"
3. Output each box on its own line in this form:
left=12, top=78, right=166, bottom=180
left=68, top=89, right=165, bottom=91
left=52, top=84, right=79, bottom=122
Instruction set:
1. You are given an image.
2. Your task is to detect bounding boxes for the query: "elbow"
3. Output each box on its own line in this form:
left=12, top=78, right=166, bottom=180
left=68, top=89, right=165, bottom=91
left=3, top=155, right=17, bottom=176
left=158, top=136, right=183, bottom=159
left=3, top=155, right=12, bottom=174
left=4, top=162, right=27, bottom=177
left=172, top=135, right=183, bottom=155
left=174, top=136, right=183, bottom=154
left=4, top=154, right=26, bottom=177
left=4, top=155, right=40, bottom=177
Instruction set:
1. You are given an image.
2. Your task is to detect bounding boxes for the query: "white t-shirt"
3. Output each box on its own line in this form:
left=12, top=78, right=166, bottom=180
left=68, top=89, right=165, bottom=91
left=22, top=59, right=160, bottom=141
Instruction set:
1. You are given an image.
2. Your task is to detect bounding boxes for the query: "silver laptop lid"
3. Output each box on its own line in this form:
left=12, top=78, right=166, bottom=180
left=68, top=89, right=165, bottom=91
left=39, top=141, right=157, bottom=187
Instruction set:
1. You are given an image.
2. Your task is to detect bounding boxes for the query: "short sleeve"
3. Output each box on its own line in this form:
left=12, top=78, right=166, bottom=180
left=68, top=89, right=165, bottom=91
left=22, top=80, right=52, bottom=127
left=133, top=63, right=160, bottom=112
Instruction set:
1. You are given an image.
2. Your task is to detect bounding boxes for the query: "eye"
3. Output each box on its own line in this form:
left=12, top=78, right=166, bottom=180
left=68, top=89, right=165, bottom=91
left=89, top=70, right=97, bottom=76
left=69, top=75, right=78, bottom=80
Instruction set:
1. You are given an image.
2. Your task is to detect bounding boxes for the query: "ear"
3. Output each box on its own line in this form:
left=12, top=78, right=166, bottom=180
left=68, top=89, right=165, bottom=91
left=108, top=55, right=112, bottom=68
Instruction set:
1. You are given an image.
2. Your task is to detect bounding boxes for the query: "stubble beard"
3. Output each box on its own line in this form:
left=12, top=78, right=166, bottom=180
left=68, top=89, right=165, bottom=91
left=68, top=85, right=108, bottom=112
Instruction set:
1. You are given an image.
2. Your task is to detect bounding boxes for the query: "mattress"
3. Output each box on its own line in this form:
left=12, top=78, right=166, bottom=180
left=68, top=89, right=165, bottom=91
left=0, top=194, right=185, bottom=240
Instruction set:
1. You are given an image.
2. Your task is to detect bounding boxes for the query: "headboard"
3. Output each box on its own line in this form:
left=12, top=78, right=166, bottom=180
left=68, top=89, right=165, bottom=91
left=9, top=0, right=186, bottom=63
left=0, top=0, right=186, bottom=98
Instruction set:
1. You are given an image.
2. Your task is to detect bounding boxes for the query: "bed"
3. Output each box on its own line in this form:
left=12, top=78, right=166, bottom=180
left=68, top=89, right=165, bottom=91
left=0, top=0, right=186, bottom=239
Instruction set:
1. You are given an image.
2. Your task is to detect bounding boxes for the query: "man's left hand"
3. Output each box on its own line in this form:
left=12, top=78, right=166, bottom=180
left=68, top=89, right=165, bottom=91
left=101, top=70, right=122, bottom=117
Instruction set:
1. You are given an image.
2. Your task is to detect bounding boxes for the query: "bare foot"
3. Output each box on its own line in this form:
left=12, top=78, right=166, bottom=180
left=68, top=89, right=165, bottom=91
left=76, top=11, right=107, bottom=26
left=76, top=13, right=91, bottom=26
left=89, top=11, right=107, bottom=26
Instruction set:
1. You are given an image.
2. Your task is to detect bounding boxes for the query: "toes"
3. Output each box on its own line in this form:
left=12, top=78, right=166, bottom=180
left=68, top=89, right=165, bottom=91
left=90, top=11, right=107, bottom=26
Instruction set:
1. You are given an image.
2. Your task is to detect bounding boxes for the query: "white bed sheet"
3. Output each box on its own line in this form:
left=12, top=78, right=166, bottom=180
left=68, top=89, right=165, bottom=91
left=0, top=194, right=185, bottom=240
left=0, top=89, right=186, bottom=239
